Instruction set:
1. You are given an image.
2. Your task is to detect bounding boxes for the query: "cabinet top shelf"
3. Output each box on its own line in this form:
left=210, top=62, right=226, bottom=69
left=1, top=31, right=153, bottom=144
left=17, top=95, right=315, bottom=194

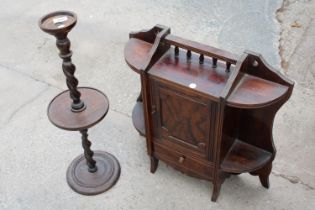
left=226, top=74, right=289, bottom=108
left=124, top=25, right=294, bottom=108
left=124, top=38, right=152, bottom=74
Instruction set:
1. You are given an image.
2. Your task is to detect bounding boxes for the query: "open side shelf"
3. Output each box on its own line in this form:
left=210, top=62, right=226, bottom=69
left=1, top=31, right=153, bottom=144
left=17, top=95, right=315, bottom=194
left=221, top=139, right=272, bottom=174
left=132, top=101, right=145, bottom=136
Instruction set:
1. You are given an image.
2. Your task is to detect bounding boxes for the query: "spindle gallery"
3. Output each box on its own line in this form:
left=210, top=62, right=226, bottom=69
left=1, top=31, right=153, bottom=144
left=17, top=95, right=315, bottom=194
left=39, top=11, right=120, bottom=195
left=124, top=25, right=294, bottom=201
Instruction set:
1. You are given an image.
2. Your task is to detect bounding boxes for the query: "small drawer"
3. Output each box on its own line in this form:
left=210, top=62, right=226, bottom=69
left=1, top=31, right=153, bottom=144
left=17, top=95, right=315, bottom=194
left=154, top=143, right=213, bottom=180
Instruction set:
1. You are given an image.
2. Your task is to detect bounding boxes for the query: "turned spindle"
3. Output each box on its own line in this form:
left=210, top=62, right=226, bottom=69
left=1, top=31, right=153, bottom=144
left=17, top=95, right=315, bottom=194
left=212, top=58, right=217, bottom=68
left=199, top=54, right=204, bottom=64
left=226, top=62, right=231, bottom=72
left=56, top=36, right=85, bottom=111
left=175, top=46, right=179, bottom=56
left=187, top=50, right=192, bottom=59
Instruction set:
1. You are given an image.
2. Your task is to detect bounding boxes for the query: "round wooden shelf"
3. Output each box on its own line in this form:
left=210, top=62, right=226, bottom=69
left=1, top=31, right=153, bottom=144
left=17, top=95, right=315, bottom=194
left=47, top=87, right=109, bottom=131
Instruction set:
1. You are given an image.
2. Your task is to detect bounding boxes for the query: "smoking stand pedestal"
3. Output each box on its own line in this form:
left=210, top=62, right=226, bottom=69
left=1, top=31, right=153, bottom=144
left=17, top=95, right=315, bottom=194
left=39, top=11, right=120, bottom=195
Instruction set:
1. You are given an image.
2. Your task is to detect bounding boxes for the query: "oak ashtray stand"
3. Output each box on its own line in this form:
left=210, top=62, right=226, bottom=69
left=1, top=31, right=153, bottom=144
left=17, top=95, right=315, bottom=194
left=39, top=11, right=120, bottom=195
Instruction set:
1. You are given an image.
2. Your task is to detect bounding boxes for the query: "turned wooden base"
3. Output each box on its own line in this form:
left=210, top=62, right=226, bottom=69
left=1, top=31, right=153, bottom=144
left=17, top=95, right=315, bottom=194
left=67, top=151, right=121, bottom=195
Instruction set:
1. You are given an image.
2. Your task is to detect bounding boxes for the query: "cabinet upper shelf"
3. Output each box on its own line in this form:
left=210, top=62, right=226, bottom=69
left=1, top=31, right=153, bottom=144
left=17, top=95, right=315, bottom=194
left=124, top=38, right=152, bottom=74
left=226, top=74, right=289, bottom=108
left=124, top=25, right=294, bottom=108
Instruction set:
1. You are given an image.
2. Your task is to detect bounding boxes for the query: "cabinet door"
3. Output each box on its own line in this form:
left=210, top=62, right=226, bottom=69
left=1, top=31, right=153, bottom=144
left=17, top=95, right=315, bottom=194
left=153, top=82, right=212, bottom=157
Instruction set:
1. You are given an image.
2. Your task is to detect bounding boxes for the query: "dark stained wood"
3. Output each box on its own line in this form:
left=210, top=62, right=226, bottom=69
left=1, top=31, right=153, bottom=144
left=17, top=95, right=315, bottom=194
left=199, top=54, right=204, bottom=64
left=142, top=26, right=171, bottom=72
left=211, top=97, right=226, bottom=202
left=139, top=25, right=171, bottom=165
left=40, top=11, right=85, bottom=112
left=155, top=85, right=210, bottom=155
left=165, top=34, right=238, bottom=64
left=80, top=129, right=97, bottom=172
left=124, top=25, right=294, bottom=202
left=227, top=74, right=289, bottom=108
left=221, top=140, right=272, bottom=173
left=154, top=142, right=213, bottom=180
left=67, top=151, right=121, bottom=195
left=149, top=49, right=233, bottom=101
left=40, top=11, right=120, bottom=196
left=150, top=156, right=159, bottom=173
left=124, top=38, right=153, bottom=74
left=39, top=11, right=77, bottom=35
left=129, top=25, right=161, bottom=43
left=250, top=162, right=272, bottom=188
left=47, top=87, right=109, bottom=131
left=132, top=101, right=145, bottom=136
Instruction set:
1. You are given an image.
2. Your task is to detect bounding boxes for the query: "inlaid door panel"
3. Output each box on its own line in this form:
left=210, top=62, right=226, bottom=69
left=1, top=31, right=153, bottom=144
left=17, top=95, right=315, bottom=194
left=155, top=85, right=211, bottom=155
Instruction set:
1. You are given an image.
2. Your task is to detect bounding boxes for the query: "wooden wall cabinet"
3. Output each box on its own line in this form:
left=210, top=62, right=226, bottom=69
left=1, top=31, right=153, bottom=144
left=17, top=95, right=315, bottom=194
left=124, top=25, right=294, bottom=201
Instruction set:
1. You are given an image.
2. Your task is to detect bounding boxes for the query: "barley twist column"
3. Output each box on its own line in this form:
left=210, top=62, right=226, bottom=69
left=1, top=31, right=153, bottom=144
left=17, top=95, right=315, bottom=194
left=80, top=129, right=97, bottom=172
left=55, top=35, right=85, bottom=111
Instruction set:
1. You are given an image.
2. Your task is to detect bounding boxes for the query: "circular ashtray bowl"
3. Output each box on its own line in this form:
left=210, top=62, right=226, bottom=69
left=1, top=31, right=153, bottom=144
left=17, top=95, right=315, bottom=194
left=39, top=10, right=77, bottom=35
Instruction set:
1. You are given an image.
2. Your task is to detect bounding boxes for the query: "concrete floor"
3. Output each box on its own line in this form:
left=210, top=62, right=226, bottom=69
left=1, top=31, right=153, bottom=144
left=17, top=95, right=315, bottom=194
left=0, top=0, right=314, bottom=209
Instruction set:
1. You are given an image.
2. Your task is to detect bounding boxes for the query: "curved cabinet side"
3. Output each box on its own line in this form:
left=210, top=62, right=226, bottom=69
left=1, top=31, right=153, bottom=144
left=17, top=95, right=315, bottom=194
left=237, top=88, right=293, bottom=162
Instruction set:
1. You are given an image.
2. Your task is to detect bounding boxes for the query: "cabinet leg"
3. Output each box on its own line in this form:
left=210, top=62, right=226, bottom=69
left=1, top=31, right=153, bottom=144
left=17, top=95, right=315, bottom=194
left=211, top=181, right=222, bottom=202
left=258, top=163, right=272, bottom=189
left=150, top=156, right=159, bottom=173
left=250, top=162, right=272, bottom=189
left=137, top=87, right=143, bottom=102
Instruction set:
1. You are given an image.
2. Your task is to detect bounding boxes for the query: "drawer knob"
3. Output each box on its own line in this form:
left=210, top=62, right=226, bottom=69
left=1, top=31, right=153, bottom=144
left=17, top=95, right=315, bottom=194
left=178, top=156, right=185, bottom=164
